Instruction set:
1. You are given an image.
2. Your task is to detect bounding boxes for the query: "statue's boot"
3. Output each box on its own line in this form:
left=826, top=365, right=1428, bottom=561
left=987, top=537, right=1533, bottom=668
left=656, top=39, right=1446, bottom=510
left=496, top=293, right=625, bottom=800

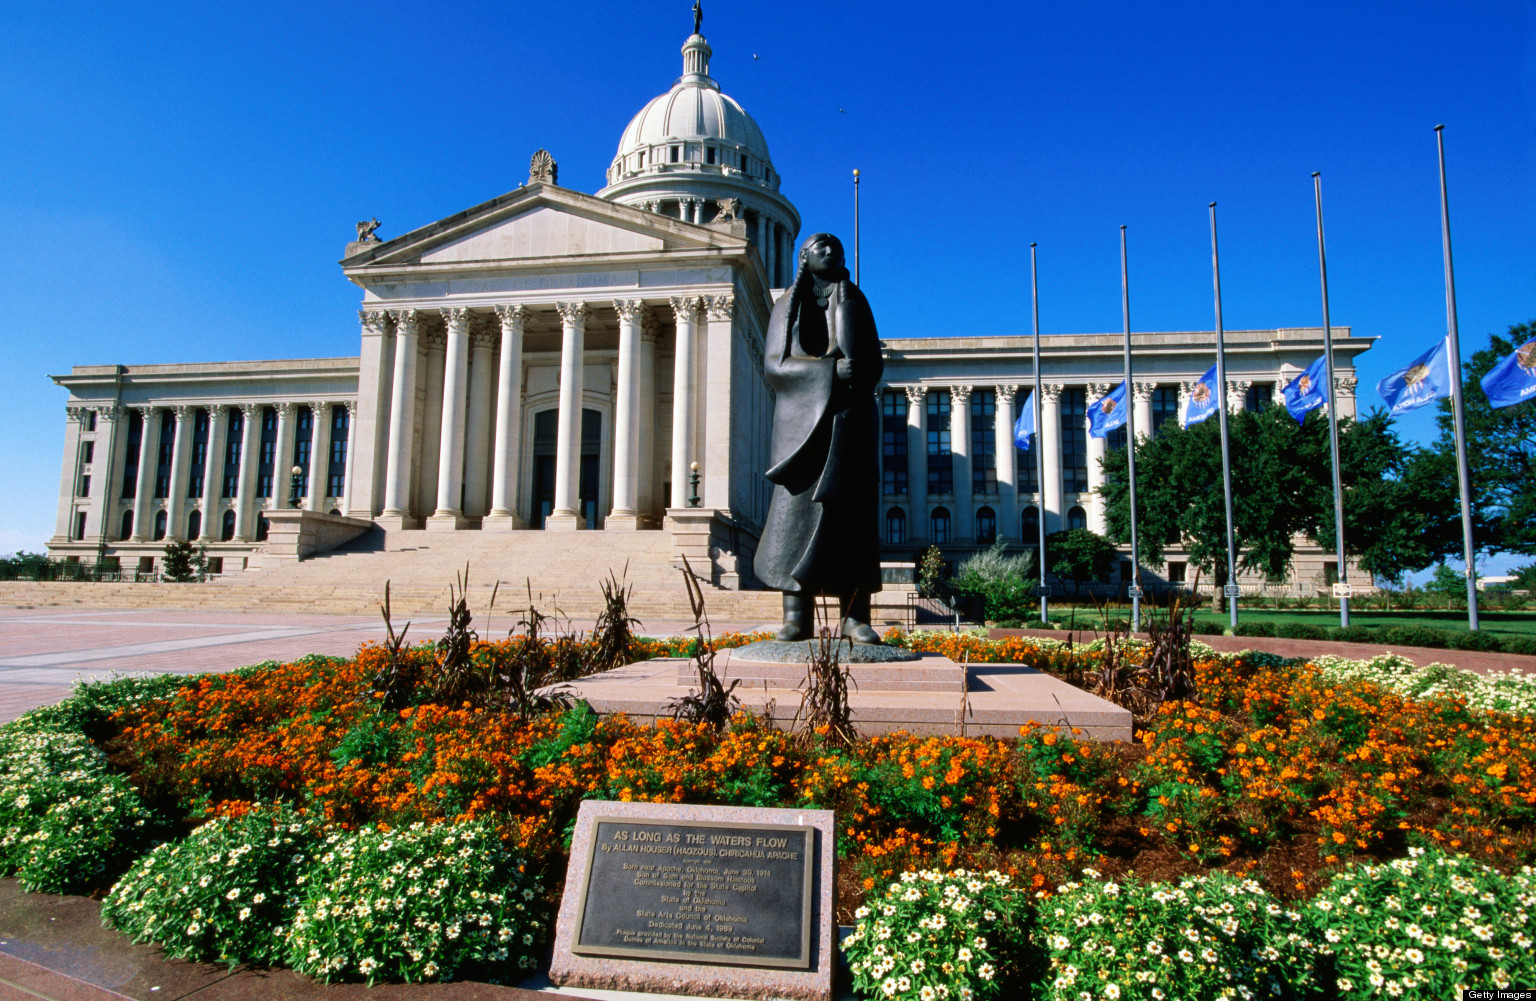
left=840, top=593, right=881, bottom=645
left=776, top=593, right=813, bottom=642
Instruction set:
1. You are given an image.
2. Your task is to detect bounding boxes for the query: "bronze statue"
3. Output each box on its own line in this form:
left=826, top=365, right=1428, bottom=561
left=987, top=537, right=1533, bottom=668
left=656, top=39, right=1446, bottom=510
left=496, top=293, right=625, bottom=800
left=753, top=233, right=883, bottom=643
left=692, top=0, right=703, bottom=35
left=355, top=217, right=381, bottom=243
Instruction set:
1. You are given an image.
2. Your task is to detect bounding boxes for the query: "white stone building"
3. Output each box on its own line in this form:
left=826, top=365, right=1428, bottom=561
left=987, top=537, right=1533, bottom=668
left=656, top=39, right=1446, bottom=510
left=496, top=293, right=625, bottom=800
left=47, top=21, right=1371, bottom=590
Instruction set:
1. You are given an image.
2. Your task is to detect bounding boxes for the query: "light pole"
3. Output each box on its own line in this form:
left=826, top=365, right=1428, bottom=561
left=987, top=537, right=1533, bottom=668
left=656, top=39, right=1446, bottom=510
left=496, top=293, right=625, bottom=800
left=289, top=465, right=304, bottom=509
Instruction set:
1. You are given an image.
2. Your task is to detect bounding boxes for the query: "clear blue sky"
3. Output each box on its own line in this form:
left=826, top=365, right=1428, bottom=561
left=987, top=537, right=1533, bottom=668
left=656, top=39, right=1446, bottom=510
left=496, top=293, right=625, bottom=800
left=2, top=1, right=1532, bottom=575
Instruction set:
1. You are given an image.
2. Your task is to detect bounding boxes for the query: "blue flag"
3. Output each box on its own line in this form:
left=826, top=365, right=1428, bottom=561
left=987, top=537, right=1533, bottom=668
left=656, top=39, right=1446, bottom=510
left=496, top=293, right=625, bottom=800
left=1481, top=336, right=1536, bottom=409
left=1183, top=365, right=1220, bottom=428
left=1282, top=356, right=1328, bottom=423
left=1013, top=390, right=1036, bottom=450
left=1376, top=336, right=1452, bottom=415
left=1088, top=381, right=1128, bottom=438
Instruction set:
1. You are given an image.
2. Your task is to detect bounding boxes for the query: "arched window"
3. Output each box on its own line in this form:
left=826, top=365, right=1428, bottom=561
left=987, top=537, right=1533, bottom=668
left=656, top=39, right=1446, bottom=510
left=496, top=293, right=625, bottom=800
left=255, top=514, right=269, bottom=542
left=1020, top=505, right=1040, bottom=542
left=1066, top=506, right=1087, bottom=531
left=975, top=505, right=996, bottom=544
left=153, top=510, right=167, bottom=540
left=221, top=509, right=237, bottom=541
left=930, top=506, right=951, bottom=545
left=119, top=509, right=134, bottom=541
left=885, top=506, right=906, bottom=546
left=187, top=509, right=201, bottom=541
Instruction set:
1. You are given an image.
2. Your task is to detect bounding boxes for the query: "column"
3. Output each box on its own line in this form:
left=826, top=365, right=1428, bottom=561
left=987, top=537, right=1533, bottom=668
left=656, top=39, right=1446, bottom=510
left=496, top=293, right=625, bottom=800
left=201, top=405, right=229, bottom=537
left=905, top=386, right=926, bottom=540
left=93, top=405, right=123, bottom=543
left=755, top=215, right=768, bottom=278
left=270, top=402, right=296, bottom=509
left=486, top=304, right=526, bottom=528
left=381, top=310, right=419, bottom=519
left=1336, top=376, right=1358, bottom=418
left=950, top=385, right=972, bottom=542
left=234, top=403, right=262, bottom=540
left=994, top=385, right=1018, bottom=542
left=609, top=299, right=645, bottom=527
left=1226, top=378, right=1250, bottom=414
left=547, top=301, right=588, bottom=529
left=306, top=403, right=332, bottom=512
left=1177, top=382, right=1193, bottom=428
left=340, top=402, right=358, bottom=515
left=1085, top=385, right=1108, bottom=535
left=53, top=407, right=86, bottom=542
left=349, top=310, right=392, bottom=518
left=639, top=312, right=659, bottom=519
left=765, top=224, right=777, bottom=289
left=1133, top=382, right=1155, bottom=442
left=130, top=407, right=158, bottom=541
left=1040, top=385, right=1063, bottom=536
left=430, top=307, right=471, bottom=528
left=668, top=296, right=700, bottom=510
left=463, top=325, right=496, bottom=518
left=166, top=405, right=195, bottom=538
left=703, top=293, right=735, bottom=510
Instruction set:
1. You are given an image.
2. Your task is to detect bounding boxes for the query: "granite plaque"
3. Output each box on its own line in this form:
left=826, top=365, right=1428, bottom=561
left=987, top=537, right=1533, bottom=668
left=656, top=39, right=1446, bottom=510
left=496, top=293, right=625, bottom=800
left=572, top=817, right=813, bottom=968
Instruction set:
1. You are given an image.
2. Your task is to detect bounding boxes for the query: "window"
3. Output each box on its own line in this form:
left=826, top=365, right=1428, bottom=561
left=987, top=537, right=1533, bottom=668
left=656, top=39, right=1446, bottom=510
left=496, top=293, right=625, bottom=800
left=122, top=410, right=143, bottom=499
left=1245, top=383, right=1274, bottom=412
left=221, top=509, right=237, bottom=541
left=930, top=506, right=951, bottom=544
left=1152, top=386, right=1179, bottom=436
left=1016, top=420, right=1039, bottom=494
left=1323, top=561, right=1338, bottom=586
left=84, top=411, right=97, bottom=431
left=78, top=475, right=90, bottom=497
left=119, top=509, right=133, bottom=541
left=1066, top=506, right=1087, bottom=531
left=881, top=390, right=908, bottom=495
left=137, top=556, right=154, bottom=575
left=926, top=390, right=952, bottom=495
left=885, top=506, right=906, bottom=546
left=976, top=505, right=996, bottom=544
left=1021, top=505, right=1040, bottom=542
left=73, top=511, right=87, bottom=541
left=294, top=407, right=315, bottom=495
left=187, top=509, right=201, bottom=541
left=222, top=409, right=243, bottom=499
left=705, top=146, right=715, bottom=164
left=81, top=441, right=94, bottom=464
left=153, top=509, right=168, bottom=540
left=328, top=406, right=349, bottom=498
left=670, top=145, right=680, bottom=163
left=257, top=407, right=277, bottom=498
left=153, top=411, right=174, bottom=498
left=1168, top=560, right=1187, bottom=584
left=971, top=389, right=996, bottom=494
left=1061, top=389, right=1088, bottom=494
left=207, top=557, right=223, bottom=575
left=188, top=409, right=210, bottom=498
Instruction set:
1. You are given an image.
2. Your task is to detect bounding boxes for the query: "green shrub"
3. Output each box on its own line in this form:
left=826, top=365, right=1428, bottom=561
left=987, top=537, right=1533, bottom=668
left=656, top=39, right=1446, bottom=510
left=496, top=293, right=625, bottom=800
left=1326, top=625, right=1376, bottom=645
left=843, top=869, right=1030, bottom=1001
left=1033, top=868, right=1320, bottom=1000
left=1191, top=618, right=1225, bottom=636
left=951, top=542, right=1039, bottom=623
left=1275, top=622, right=1326, bottom=640
left=102, top=803, right=318, bottom=966
left=285, top=820, right=546, bottom=984
left=1501, top=635, right=1536, bottom=657
left=0, top=718, right=152, bottom=892
left=1377, top=625, right=1450, bottom=649
left=1233, top=621, right=1276, bottom=637
left=1445, top=629, right=1505, bottom=652
left=1305, top=846, right=1536, bottom=996
left=19, top=674, right=194, bottom=743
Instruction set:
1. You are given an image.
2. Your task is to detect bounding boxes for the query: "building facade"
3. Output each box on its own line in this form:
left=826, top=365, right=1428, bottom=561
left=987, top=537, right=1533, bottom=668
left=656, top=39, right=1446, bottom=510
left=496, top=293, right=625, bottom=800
left=47, top=21, right=1372, bottom=590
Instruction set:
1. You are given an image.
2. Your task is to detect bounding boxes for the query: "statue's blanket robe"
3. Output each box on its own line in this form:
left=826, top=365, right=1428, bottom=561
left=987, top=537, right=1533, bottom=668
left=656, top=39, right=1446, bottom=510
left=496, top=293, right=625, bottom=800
left=752, top=283, right=883, bottom=597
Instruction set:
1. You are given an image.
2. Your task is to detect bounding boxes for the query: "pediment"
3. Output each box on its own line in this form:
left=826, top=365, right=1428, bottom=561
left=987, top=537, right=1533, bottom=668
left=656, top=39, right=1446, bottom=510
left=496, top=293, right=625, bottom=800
left=343, top=184, right=745, bottom=271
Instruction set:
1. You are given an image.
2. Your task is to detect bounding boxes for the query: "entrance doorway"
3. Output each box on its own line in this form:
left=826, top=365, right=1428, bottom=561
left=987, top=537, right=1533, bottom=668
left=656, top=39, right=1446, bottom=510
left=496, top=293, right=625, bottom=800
left=529, top=408, right=603, bottom=528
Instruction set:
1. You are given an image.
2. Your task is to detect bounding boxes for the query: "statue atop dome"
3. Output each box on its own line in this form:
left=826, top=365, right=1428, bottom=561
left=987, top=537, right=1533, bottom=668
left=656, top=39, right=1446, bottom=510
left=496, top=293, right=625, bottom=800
left=692, top=0, right=702, bottom=35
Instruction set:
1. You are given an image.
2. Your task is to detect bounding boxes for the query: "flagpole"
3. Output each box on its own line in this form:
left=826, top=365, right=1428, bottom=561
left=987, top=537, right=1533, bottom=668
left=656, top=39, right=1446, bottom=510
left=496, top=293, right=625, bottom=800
left=1210, top=203, right=1240, bottom=631
left=1030, top=242, right=1049, bottom=626
left=1436, top=125, right=1480, bottom=630
left=1121, top=225, right=1142, bottom=633
left=1312, top=172, right=1350, bottom=628
left=852, top=169, right=861, bottom=285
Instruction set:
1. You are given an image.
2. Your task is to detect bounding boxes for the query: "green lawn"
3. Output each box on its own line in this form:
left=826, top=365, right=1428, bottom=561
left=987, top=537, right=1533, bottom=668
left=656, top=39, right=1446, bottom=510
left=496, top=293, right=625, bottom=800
left=1191, top=606, right=1536, bottom=639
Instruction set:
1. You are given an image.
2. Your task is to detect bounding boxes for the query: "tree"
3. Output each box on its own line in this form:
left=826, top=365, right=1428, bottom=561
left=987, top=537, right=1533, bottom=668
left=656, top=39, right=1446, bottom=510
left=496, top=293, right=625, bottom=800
left=1043, top=529, right=1117, bottom=598
left=950, top=541, right=1039, bottom=621
left=916, top=545, right=946, bottom=598
left=1432, top=321, right=1536, bottom=556
left=161, top=540, right=198, bottom=582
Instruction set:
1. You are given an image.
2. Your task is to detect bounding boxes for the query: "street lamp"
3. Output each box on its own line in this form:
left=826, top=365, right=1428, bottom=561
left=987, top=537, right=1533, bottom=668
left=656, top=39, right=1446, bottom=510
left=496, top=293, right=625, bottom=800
left=289, top=465, right=304, bottom=509
left=687, top=461, right=701, bottom=508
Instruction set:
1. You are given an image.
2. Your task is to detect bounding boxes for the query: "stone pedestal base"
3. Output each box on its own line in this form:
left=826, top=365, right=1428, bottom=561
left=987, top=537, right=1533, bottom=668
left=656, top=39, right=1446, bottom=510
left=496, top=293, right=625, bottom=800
left=481, top=511, right=527, bottom=531
left=373, top=513, right=422, bottom=531
left=544, top=512, right=585, bottom=531
left=247, top=509, right=375, bottom=568
left=603, top=511, right=648, bottom=531
left=426, top=511, right=472, bottom=531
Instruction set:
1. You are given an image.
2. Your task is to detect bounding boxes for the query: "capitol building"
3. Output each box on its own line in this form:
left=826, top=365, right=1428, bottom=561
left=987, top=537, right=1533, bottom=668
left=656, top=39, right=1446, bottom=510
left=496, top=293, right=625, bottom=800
left=45, top=20, right=1371, bottom=593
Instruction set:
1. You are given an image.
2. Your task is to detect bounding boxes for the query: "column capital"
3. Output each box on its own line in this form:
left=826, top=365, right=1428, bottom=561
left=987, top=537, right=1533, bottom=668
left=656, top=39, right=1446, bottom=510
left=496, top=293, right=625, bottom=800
left=358, top=309, right=389, bottom=333
left=1086, top=382, right=1111, bottom=398
left=1039, top=383, right=1064, bottom=403
left=441, top=306, right=471, bottom=331
left=995, top=384, right=1018, bottom=405
left=904, top=385, right=927, bottom=408
left=274, top=401, right=295, bottom=419
left=308, top=401, right=331, bottom=418
left=134, top=404, right=158, bottom=418
left=1227, top=379, right=1252, bottom=410
left=493, top=302, right=527, bottom=329
left=65, top=405, right=89, bottom=424
left=1335, top=375, right=1358, bottom=395
left=612, top=298, right=646, bottom=324
left=949, top=384, right=973, bottom=405
left=172, top=404, right=195, bottom=422
left=1133, top=381, right=1158, bottom=401
left=390, top=308, right=419, bottom=336
left=239, top=402, right=262, bottom=421
left=705, top=293, right=735, bottom=321
left=344, top=399, right=358, bottom=418
left=555, top=301, right=590, bottom=325
left=95, top=404, right=123, bottom=424
left=641, top=310, right=662, bottom=341
left=422, top=328, right=446, bottom=349
left=469, top=328, right=498, bottom=350
left=669, top=295, right=703, bottom=323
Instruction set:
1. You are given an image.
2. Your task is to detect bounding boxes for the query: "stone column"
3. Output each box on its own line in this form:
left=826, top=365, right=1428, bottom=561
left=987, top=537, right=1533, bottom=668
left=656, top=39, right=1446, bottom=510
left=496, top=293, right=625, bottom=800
left=1039, top=385, right=1063, bottom=536
left=430, top=307, right=471, bottom=528
left=1227, top=378, right=1251, bottom=414
left=93, top=405, right=123, bottom=542
left=668, top=296, right=701, bottom=510
left=463, top=324, right=496, bottom=518
left=755, top=215, right=768, bottom=277
left=703, top=293, right=735, bottom=510
left=547, top=301, right=588, bottom=529
left=950, top=385, right=973, bottom=542
left=1177, top=382, right=1193, bottom=428
left=1336, top=376, right=1358, bottom=418
left=340, top=402, right=358, bottom=515
left=609, top=298, right=645, bottom=528
left=994, top=385, right=1018, bottom=542
left=201, top=406, right=229, bottom=537
left=1133, top=382, right=1156, bottom=442
left=271, top=402, right=297, bottom=511
left=1085, top=385, right=1108, bottom=535
left=130, top=407, right=158, bottom=541
left=486, top=304, right=526, bottom=528
left=381, top=309, right=419, bottom=520
left=905, top=386, right=926, bottom=540
left=306, top=403, right=332, bottom=512
left=53, top=406, right=86, bottom=542
left=349, top=309, right=391, bottom=519
left=166, top=405, right=196, bottom=539
left=639, top=313, right=659, bottom=519
left=234, top=403, right=262, bottom=540
left=765, top=225, right=777, bottom=289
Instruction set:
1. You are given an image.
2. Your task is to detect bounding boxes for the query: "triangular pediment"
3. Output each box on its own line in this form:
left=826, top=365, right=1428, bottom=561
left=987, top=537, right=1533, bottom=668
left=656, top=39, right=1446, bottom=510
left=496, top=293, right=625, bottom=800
left=342, top=183, right=745, bottom=271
